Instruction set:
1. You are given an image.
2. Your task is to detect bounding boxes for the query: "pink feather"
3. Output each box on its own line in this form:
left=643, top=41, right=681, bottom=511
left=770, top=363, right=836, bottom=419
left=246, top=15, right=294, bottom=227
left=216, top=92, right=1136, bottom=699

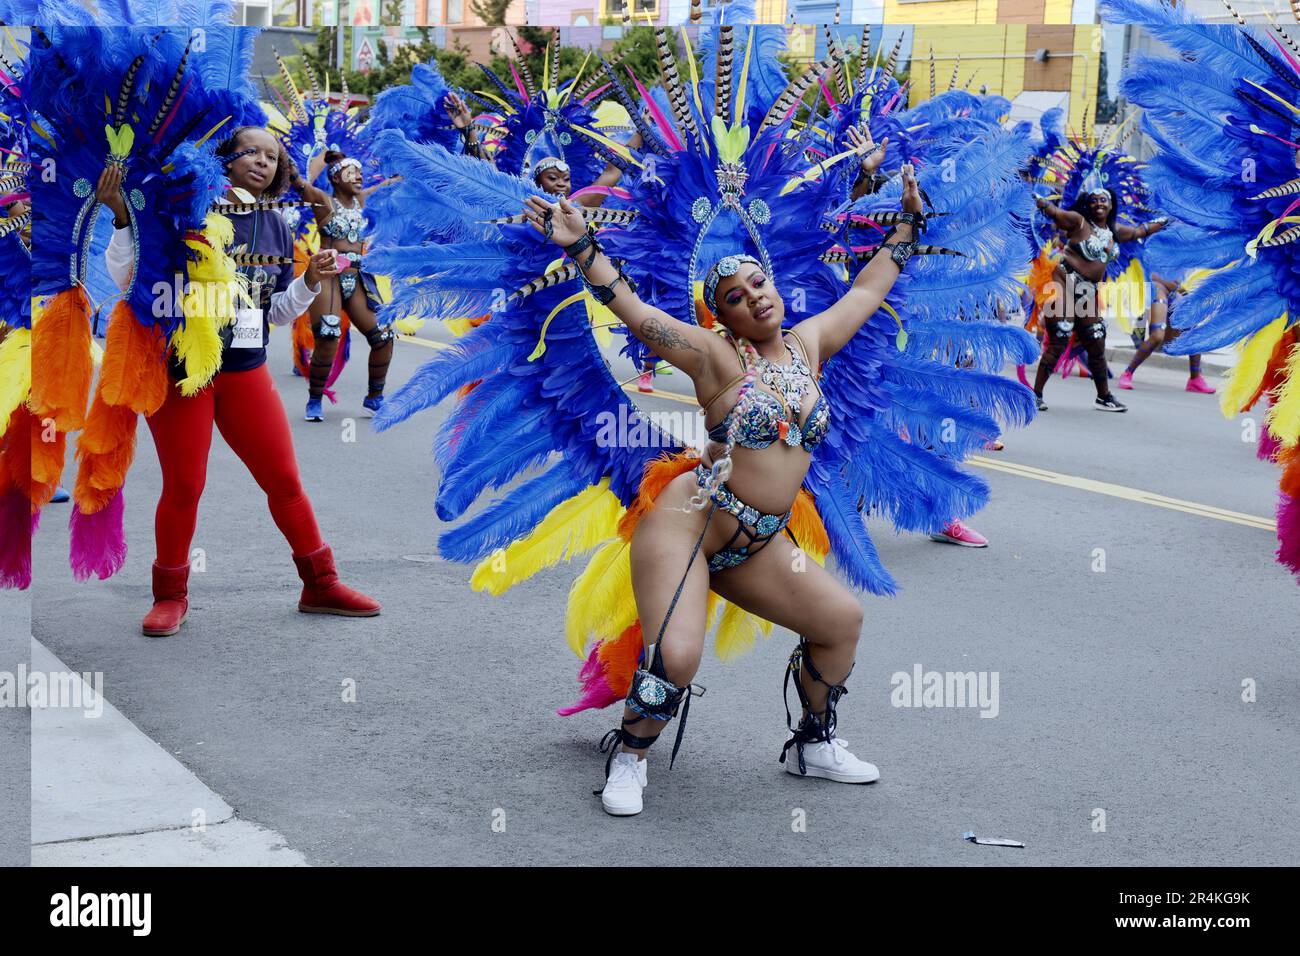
left=1266, top=31, right=1300, bottom=77
left=69, top=490, right=127, bottom=582
left=152, top=76, right=193, bottom=144
left=626, top=68, right=683, bottom=152
left=816, top=75, right=838, bottom=110
left=508, top=61, right=529, bottom=101
left=570, top=184, right=631, bottom=202
left=581, top=82, right=612, bottom=105
left=0, top=490, right=35, bottom=590
left=1276, top=493, right=1300, bottom=582
left=1258, top=425, right=1281, bottom=462
left=556, top=645, right=621, bottom=716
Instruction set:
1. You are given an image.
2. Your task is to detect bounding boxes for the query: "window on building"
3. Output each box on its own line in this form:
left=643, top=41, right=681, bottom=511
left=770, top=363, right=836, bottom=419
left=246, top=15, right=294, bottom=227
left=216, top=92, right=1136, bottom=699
left=600, top=0, right=659, bottom=20
left=233, top=1, right=273, bottom=24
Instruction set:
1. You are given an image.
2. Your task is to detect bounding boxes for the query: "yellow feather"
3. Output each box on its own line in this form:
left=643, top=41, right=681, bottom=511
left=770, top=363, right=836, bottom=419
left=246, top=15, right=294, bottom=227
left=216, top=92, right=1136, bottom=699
left=1266, top=335, right=1300, bottom=447
left=1101, top=258, right=1146, bottom=334
left=564, top=539, right=635, bottom=657
left=444, top=317, right=474, bottom=337
left=0, top=327, right=31, bottom=435
left=1220, top=312, right=1287, bottom=418
left=713, top=599, right=774, bottom=661
left=171, top=213, right=242, bottom=396
left=471, top=482, right=625, bottom=595
left=393, top=317, right=425, bottom=335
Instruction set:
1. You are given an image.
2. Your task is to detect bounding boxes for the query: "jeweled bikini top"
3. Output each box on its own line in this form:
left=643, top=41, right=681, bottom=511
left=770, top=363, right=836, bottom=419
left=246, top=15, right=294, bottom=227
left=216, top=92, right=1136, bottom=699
left=706, top=334, right=830, bottom=453
left=1076, top=224, right=1118, bottom=264
left=320, top=196, right=366, bottom=243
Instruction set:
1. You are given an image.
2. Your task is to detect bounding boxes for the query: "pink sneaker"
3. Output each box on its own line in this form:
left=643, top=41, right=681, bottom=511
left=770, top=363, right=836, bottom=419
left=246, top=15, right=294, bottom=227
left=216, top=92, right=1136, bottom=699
left=1116, top=370, right=1134, bottom=390
left=930, top=520, right=989, bottom=548
left=637, top=370, right=654, bottom=393
left=1186, top=375, right=1216, bottom=394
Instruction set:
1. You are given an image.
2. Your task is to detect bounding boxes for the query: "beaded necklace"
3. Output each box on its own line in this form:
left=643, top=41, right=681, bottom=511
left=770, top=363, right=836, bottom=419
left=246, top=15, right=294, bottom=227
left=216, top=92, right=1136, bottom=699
left=753, top=340, right=812, bottom=448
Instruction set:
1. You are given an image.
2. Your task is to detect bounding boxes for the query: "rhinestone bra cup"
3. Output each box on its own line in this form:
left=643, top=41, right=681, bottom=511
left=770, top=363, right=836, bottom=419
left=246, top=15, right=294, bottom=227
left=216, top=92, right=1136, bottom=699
left=321, top=199, right=366, bottom=244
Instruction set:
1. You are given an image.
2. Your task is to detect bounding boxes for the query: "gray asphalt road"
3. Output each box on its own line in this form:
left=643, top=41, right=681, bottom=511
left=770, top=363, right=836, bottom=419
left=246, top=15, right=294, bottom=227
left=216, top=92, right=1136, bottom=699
left=0, top=590, right=30, bottom=866
left=30, top=324, right=1300, bottom=866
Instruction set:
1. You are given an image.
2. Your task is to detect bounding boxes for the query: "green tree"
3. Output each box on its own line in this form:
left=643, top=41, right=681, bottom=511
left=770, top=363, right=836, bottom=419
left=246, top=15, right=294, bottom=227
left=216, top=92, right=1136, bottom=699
left=469, top=0, right=513, bottom=25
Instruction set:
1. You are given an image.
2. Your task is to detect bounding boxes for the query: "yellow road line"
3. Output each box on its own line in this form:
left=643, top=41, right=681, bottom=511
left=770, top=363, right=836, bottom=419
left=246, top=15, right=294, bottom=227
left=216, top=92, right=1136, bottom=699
left=967, top=455, right=1276, bottom=531
left=398, top=336, right=1275, bottom=532
left=397, top=334, right=450, bottom=350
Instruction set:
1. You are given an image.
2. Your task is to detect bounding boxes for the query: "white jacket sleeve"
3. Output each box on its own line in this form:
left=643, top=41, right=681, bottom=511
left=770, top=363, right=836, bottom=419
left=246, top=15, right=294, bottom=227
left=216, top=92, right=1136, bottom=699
left=105, top=226, right=134, bottom=291
left=266, top=274, right=320, bottom=327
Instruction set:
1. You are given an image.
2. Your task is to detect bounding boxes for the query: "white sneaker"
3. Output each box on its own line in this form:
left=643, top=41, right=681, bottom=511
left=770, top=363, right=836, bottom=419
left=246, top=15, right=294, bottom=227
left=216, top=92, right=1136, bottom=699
left=600, top=753, right=647, bottom=816
left=786, top=738, right=880, bottom=784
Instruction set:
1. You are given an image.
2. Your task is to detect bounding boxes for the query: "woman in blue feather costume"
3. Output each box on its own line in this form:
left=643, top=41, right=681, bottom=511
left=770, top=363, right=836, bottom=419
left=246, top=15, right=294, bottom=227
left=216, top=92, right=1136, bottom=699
left=369, top=14, right=1038, bottom=816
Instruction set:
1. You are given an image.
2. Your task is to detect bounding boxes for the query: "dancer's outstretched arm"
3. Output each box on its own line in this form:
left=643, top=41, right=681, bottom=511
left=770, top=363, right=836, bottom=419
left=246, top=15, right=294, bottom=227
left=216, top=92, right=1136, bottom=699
left=1113, top=217, right=1168, bottom=243
left=523, top=194, right=726, bottom=380
left=1035, top=195, right=1084, bottom=233
left=793, top=163, right=922, bottom=361
left=575, top=131, right=642, bottom=209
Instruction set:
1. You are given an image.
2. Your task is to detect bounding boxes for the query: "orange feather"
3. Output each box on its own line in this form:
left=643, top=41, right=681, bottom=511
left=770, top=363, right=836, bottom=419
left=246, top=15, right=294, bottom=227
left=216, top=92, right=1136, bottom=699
left=291, top=312, right=313, bottom=378
left=99, top=302, right=170, bottom=415
left=29, top=287, right=94, bottom=431
left=73, top=396, right=138, bottom=512
left=617, top=451, right=699, bottom=541
left=1280, top=446, right=1300, bottom=499
left=789, top=488, right=830, bottom=556
left=1246, top=327, right=1299, bottom=413
left=1025, top=249, right=1057, bottom=336
left=596, top=620, right=643, bottom=698
left=20, top=409, right=61, bottom=507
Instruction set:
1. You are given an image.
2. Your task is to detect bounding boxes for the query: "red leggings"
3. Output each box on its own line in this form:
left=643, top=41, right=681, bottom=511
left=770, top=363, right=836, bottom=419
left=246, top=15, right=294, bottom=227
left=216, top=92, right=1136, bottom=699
left=146, top=363, right=323, bottom=567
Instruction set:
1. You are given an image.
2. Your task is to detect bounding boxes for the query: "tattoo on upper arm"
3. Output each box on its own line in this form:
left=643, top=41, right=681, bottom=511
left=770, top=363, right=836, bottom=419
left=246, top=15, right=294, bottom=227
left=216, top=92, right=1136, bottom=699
left=641, top=316, right=700, bottom=353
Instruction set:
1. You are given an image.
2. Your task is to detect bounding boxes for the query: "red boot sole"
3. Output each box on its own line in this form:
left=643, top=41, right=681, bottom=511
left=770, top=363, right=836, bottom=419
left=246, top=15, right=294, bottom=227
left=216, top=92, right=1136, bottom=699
left=298, top=604, right=381, bottom=617
left=142, top=612, right=187, bottom=638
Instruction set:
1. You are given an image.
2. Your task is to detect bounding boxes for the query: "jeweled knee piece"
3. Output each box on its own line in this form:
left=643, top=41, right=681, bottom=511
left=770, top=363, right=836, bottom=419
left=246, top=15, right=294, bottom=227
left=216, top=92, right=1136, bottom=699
left=317, top=313, right=342, bottom=339
left=627, top=668, right=686, bottom=722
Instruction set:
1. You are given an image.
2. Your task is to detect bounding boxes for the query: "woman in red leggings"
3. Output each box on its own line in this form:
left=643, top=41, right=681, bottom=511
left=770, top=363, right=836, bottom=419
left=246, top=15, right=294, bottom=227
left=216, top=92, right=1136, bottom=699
left=98, top=125, right=381, bottom=636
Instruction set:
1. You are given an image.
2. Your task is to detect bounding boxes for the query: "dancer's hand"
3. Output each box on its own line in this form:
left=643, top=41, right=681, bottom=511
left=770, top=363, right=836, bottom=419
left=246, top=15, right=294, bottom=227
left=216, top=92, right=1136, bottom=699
left=304, top=248, right=339, bottom=288
left=523, top=195, right=585, bottom=246
left=900, top=163, right=922, bottom=215
left=445, top=92, right=473, bottom=129
left=95, top=167, right=130, bottom=227
left=847, top=125, right=888, bottom=176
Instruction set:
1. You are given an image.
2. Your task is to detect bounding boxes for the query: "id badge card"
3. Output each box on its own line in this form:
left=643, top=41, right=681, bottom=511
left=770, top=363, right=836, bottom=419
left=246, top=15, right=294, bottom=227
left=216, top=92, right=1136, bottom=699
left=230, top=308, right=263, bottom=349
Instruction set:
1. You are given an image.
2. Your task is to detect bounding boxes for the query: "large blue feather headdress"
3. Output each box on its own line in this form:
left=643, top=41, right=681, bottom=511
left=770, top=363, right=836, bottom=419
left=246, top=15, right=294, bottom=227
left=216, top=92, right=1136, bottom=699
left=27, top=24, right=263, bottom=336
left=477, top=28, right=607, bottom=187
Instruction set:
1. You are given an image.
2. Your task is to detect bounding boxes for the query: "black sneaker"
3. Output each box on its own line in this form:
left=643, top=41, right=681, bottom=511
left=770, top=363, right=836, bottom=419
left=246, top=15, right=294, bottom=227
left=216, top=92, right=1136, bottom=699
left=1034, top=393, right=1048, bottom=412
left=1095, top=394, right=1127, bottom=413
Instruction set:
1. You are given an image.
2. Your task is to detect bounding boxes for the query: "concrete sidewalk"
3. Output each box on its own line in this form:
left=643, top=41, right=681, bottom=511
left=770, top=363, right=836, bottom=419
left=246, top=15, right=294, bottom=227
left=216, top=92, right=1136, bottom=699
left=29, top=638, right=307, bottom=866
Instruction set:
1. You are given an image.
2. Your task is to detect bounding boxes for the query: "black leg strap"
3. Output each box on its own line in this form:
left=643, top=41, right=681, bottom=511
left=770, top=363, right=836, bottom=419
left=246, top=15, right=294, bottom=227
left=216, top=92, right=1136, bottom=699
left=593, top=503, right=716, bottom=793
left=594, top=720, right=662, bottom=790
left=779, top=638, right=853, bottom=776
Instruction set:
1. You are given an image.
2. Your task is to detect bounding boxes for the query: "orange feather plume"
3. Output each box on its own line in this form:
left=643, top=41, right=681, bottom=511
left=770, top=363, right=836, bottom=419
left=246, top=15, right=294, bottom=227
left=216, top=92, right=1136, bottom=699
left=1280, top=446, right=1300, bottom=499
left=73, top=396, right=139, bottom=514
left=1025, top=249, right=1058, bottom=336
left=17, top=408, right=60, bottom=508
left=597, top=620, right=644, bottom=697
left=291, top=312, right=314, bottom=378
left=1244, top=327, right=1299, bottom=414
left=618, top=451, right=700, bottom=541
left=789, top=488, right=830, bottom=556
left=29, top=287, right=94, bottom=431
left=98, top=301, right=169, bottom=415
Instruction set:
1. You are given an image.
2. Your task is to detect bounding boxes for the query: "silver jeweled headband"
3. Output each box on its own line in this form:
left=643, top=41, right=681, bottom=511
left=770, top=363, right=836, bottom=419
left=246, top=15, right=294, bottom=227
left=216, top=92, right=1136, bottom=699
left=704, top=254, right=762, bottom=315
left=532, top=157, right=570, bottom=180
left=328, top=157, right=362, bottom=178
